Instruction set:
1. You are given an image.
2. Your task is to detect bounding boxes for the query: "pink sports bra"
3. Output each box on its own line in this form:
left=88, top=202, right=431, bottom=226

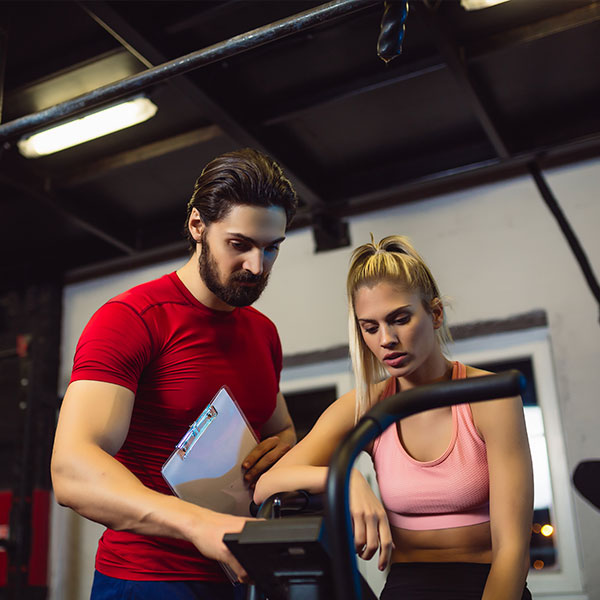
left=372, top=362, right=490, bottom=531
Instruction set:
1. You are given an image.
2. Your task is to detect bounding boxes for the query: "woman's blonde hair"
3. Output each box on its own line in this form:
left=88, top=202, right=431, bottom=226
left=347, top=235, right=452, bottom=422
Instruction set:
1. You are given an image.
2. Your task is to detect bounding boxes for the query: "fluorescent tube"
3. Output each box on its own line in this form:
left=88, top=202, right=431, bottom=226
left=460, top=0, right=510, bottom=10
left=18, top=96, right=158, bottom=158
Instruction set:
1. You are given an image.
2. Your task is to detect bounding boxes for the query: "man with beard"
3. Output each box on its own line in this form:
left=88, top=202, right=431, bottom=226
left=51, top=149, right=298, bottom=600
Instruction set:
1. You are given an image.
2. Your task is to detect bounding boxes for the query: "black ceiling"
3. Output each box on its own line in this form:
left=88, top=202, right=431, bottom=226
left=1, top=0, right=599, bottom=289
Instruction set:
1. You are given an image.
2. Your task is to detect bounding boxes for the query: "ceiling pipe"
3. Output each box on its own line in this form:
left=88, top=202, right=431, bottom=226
left=79, top=0, right=327, bottom=212
left=0, top=0, right=378, bottom=142
left=527, top=161, right=600, bottom=324
left=0, top=26, right=7, bottom=124
left=415, top=0, right=600, bottom=326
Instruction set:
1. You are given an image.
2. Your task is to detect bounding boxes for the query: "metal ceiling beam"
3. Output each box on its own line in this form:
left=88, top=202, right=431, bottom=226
left=78, top=0, right=331, bottom=209
left=4, top=49, right=147, bottom=122
left=333, top=131, right=600, bottom=214
left=0, top=172, right=136, bottom=255
left=0, top=0, right=378, bottom=211
left=413, top=1, right=510, bottom=159
left=261, top=2, right=600, bottom=129
left=0, top=0, right=377, bottom=140
left=82, top=7, right=153, bottom=70
left=64, top=240, right=188, bottom=284
left=413, top=2, right=600, bottom=321
left=59, top=125, right=223, bottom=188
left=59, top=129, right=600, bottom=284
left=469, top=1, right=600, bottom=58
left=165, top=0, right=248, bottom=35
left=0, top=27, right=7, bottom=124
left=262, top=54, right=444, bottom=126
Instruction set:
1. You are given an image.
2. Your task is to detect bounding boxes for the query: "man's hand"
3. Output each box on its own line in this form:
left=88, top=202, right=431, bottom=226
left=187, top=510, right=253, bottom=582
left=53, top=381, right=255, bottom=583
left=242, top=436, right=292, bottom=487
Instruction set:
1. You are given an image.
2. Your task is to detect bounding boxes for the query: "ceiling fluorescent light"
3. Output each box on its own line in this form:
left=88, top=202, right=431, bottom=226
left=461, top=0, right=510, bottom=10
left=17, top=96, right=158, bottom=158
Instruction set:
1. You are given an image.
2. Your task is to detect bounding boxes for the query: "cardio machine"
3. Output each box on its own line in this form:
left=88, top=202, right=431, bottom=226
left=224, top=370, right=525, bottom=600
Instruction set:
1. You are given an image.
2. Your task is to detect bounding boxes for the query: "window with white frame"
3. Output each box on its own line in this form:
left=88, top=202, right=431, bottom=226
left=450, top=327, right=586, bottom=599
left=278, top=326, right=586, bottom=599
left=279, top=357, right=388, bottom=596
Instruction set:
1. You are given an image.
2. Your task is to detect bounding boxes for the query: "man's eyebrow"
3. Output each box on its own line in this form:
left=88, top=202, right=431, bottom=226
left=228, top=232, right=286, bottom=246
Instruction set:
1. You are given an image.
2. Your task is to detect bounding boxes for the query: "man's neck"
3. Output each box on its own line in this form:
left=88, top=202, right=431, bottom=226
left=176, top=255, right=235, bottom=312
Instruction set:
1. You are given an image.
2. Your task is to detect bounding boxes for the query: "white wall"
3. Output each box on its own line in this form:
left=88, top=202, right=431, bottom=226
left=52, top=157, right=600, bottom=599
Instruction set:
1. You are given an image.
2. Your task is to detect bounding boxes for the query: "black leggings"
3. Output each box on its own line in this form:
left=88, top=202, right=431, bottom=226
left=379, top=562, right=533, bottom=600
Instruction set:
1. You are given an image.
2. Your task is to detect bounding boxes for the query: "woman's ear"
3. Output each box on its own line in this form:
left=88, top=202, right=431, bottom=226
left=430, top=298, right=444, bottom=329
left=188, top=208, right=205, bottom=245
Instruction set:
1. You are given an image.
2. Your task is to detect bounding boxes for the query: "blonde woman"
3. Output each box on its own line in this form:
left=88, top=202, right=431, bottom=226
left=255, top=235, right=534, bottom=599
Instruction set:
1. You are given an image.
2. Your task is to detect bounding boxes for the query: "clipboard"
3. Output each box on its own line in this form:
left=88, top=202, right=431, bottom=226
left=161, top=386, right=258, bottom=517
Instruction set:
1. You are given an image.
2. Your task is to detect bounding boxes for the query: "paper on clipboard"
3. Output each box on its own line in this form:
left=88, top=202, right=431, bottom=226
left=161, top=386, right=258, bottom=517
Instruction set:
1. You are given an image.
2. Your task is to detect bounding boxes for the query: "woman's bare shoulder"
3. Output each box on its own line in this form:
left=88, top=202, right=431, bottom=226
left=464, top=364, right=527, bottom=440
left=330, top=378, right=390, bottom=411
left=315, top=388, right=357, bottom=432
left=464, top=364, right=493, bottom=378
left=372, top=378, right=391, bottom=397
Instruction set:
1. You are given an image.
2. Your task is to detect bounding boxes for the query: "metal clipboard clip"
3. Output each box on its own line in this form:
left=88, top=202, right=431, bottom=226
left=176, top=404, right=219, bottom=459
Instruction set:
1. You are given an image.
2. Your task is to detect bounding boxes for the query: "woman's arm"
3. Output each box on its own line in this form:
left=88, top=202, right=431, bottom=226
left=242, top=391, right=297, bottom=486
left=254, top=388, right=393, bottom=571
left=254, top=389, right=358, bottom=502
left=472, top=394, right=534, bottom=600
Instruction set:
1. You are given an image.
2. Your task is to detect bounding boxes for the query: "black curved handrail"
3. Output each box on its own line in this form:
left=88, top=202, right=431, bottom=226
left=324, top=370, right=526, bottom=600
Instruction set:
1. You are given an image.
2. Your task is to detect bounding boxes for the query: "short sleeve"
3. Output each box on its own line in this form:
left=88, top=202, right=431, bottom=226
left=70, top=301, right=154, bottom=394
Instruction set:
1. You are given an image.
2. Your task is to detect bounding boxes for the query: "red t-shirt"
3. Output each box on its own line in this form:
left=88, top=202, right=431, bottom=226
left=70, top=272, right=282, bottom=581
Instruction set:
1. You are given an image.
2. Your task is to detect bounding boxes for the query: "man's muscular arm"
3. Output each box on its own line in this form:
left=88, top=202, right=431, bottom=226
left=51, top=380, right=250, bottom=580
left=242, top=391, right=296, bottom=486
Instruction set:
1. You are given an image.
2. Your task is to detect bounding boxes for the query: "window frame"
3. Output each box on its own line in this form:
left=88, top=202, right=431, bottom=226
left=280, top=357, right=388, bottom=596
left=279, top=327, right=586, bottom=598
left=450, top=326, right=586, bottom=598
left=281, top=357, right=354, bottom=398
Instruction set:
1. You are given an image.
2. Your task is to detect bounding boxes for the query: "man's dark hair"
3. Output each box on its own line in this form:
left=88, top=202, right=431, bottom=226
left=184, top=148, right=298, bottom=252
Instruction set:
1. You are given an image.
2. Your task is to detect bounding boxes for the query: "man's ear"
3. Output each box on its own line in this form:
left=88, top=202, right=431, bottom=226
left=188, top=208, right=205, bottom=245
left=430, top=298, right=444, bottom=329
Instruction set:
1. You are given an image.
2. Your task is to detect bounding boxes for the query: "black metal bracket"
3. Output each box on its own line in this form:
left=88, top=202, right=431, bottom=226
left=312, top=212, right=351, bottom=253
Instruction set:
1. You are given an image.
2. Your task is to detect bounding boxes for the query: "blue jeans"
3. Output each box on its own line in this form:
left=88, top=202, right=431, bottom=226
left=90, top=570, right=247, bottom=600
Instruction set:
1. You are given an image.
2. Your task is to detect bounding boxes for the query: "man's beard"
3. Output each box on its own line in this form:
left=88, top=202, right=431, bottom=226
left=198, top=233, right=269, bottom=307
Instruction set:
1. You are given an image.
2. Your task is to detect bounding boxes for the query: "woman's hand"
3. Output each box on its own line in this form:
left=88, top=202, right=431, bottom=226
left=349, top=469, right=393, bottom=571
